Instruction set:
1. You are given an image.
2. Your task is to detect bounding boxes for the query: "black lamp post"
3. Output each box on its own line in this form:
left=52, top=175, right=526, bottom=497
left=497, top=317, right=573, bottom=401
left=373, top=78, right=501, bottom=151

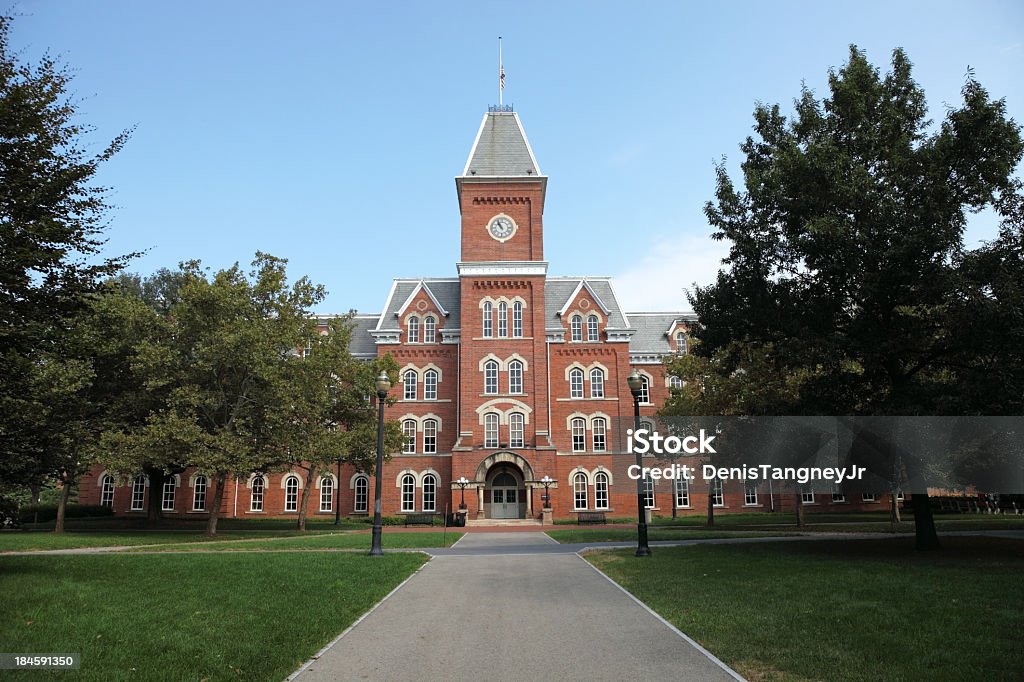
left=456, top=476, right=469, bottom=510
left=369, top=371, right=391, bottom=557
left=334, top=458, right=342, bottom=526
left=540, top=475, right=553, bottom=509
left=627, top=369, right=651, bottom=557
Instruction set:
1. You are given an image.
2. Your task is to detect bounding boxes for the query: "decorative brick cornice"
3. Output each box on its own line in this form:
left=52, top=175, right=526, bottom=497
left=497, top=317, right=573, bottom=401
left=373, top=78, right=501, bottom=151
left=471, top=196, right=531, bottom=206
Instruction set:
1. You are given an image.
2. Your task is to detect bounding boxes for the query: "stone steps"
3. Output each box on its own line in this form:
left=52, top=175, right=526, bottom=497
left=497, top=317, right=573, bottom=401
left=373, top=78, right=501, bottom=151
left=464, top=518, right=543, bottom=527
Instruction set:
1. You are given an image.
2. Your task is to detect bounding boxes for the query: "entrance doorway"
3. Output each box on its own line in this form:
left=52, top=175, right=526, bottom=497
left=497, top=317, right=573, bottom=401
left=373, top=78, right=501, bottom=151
left=491, top=472, right=520, bottom=519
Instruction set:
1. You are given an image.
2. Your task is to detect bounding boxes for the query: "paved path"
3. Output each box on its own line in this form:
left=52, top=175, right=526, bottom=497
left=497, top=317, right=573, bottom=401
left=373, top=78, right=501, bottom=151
left=292, top=532, right=740, bottom=682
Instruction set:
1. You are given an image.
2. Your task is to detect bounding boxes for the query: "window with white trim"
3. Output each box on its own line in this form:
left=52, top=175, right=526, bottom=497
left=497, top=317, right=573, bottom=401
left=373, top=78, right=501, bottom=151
left=638, top=376, right=650, bottom=404
left=422, top=474, right=437, bottom=512
left=193, top=475, right=207, bottom=511
left=250, top=477, right=265, bottom=512
left=570, top=315, right=583, bottom=342
left=571, top=418, right=586, bottom=452
left=643, top=477, right=655, bottom=509
left=509, top=360, right=523, bottom=394
left=484, top=360, right=499, bottom=395
left=669, top=375, right=684, bottom=390
left=512, top=301, right=523, bottom=337
left=587, top=315, right=599, bottom=342
left=573, top=472, right=588, bottom=510
left=423, top=419, right=437, bottom=454
left=595, top=472, right=609, bottom=510
left=131, top=474, right=146, bottom=511
left=424, top=369, right=438, bottom=400
left=675, top=477, right=689, bottom=508
left=401, top=474, right=415, bottom=513
left=354, top=475, right=368, bottom=513
left=161, top=477, right=176, bottom=511
left=592, top=417, right=607, bottom=452
left=590, top=368, right=605, bottom=398
left=744, top=483, right=758, bottom=506
left=403, top=369, right=417, bottom=400
left=497, top=301, right=508, bottom=338
left=482, top=301, right=493, bottom=337
left=801, top=488, right=815, bottom=504
left=484, top=413, right=499, bottom=448
left=676, top=331, right=688, bottom=354
left=862, top=492, right=877, bottom=502
left=896, top=490, right=904, bottom=501
left=320, top=477, right=334, bottom=512
left=402, top=419, right=417, bottom=454
left=569, top=368, right=584, bottom=399
left=831, top=486, right=845, bottom=503
left=711, top=478, right=724, bottom=507
left=284, top=476, right=299, bottom=512
left=407, top=316, right=419, bottom=343
left=509, top=413, right=525, bottom=449
left=100, top=474, right=114, bottom=507
left=424, top=316, right=436, bottom=343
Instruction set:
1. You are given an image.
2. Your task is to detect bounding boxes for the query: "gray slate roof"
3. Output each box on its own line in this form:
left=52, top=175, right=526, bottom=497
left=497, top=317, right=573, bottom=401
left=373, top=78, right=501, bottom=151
left=347, top=315, right=379, bottom=357
left=627, top=312, right=697, bottom=354
left=544, top=277, right=629, bottom=329
left=377, top=279, right=462, bottom=331
left=461, top=112, right=542, bottom=177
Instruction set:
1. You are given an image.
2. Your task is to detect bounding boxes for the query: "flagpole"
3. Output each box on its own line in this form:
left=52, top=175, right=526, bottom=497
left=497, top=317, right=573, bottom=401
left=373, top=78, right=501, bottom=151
left=498, top=36, right=503, bottom=108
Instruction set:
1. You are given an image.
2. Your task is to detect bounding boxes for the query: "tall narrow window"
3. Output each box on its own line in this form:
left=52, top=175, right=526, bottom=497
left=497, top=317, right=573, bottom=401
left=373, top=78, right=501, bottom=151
left=407, top=316, right=419, bottom=343
left=571, top=418, right=586, bottom=452
left=587, top=315, right=599, bottom=342
left=403, top=369, right=417, bottom=400
left=484, top=413, right=499, bottom=448
left=354, top=475, right=369, bottom=513
left=423, top=419, right=437, bottom=454
left=161, top=477, right=176, bottom=511
left=320, top=477, right=334, bottom=512
left=484, top=360, right=499, bottom=395
left=482, top=301, right=493, bottom=337
left=675, top=477, right=689, bottom=508
left=592, top=418, right=607, bottom=452
left=676, top=331, right=688, bottom=354
left=509, top=413, right=525, bottom=448
left=193, top=475, right=207, bottom=511
left=422, top=474, right=436, bottom=512
left=100, top=474, right=114, bottom=507
left=402, top=419, right=417, bottom=454
left=131, top=474, right=146, bottom=511
left=508, top=360, right=523, bottom=394
left=424, top=369, right=438, bottom=400
left=401, top=474, right=416, bottom=512
left=250, top=477, right=265, bottom=512
left=569, top=368, right=584, bottom=398
left=512, top=301, right=523, bottom=337
left=423, top=316, right=436, bottom=343
left=638, top=376, right=650, bottom=404
left=744, top=483, right=758, bottom=506
left=595, top=472, right=609, bottom=510
left=497, top=301, right=508, bottom=337
left=831, top=486, right=845, bottom=503
left=590, top=368, right=605, bottom=398
left=284, top=476, right=299, bottom=512
left=573, top=472, right=588, bottom=510
left=643, top=477, right=655, bottom=509
left=711, top=478, right=724, bottom=507
left=570, top=315, right=583, bottom=342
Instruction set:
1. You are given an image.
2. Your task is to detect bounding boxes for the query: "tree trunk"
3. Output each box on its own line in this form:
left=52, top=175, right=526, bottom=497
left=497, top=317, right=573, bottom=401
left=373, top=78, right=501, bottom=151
left=206, top=474, right=227, bottom=537
left=147, top=468, right=165, bottom=524
left=30, top=483, right=40, bottom=525
left=795, top=495, right=806, bottom=528
left=54, top=473, right=72, bottom=534
left=890, top=492, right=902, bottom=531
left=706, top=483, right=715, bottom=528
left=297, top=464, right=317, bottom=531
left=911, top=492, right=940, bottom=550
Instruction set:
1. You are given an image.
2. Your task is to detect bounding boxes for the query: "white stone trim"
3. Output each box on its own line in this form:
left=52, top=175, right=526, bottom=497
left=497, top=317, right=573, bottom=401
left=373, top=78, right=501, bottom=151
left=279, top=472, right=304, bottom=490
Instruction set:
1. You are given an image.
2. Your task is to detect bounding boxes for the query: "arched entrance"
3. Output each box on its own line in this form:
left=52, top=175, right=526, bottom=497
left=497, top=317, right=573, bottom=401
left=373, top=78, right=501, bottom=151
left=473, top=452, right=535, bottom=520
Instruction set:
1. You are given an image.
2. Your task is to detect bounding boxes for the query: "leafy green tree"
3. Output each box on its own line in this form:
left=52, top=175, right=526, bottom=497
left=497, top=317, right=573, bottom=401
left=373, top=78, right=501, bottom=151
left=664, top=46, right=1022, bottom=550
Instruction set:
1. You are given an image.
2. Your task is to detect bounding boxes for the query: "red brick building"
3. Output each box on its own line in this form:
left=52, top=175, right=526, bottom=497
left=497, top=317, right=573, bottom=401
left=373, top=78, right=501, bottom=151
left=82, top=108, right=896, bottom=521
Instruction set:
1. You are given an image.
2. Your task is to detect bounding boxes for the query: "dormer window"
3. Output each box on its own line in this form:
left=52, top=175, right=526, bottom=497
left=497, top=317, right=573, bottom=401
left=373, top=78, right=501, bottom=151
left=570, top=315, right=583, bottom=342
left=587, top=315, right=599, bottom=342
left=424, top=316, right=436, bottom=343
left=407, top=317, right=419, bottom=343
left=676, top=331, right=688, bottom=354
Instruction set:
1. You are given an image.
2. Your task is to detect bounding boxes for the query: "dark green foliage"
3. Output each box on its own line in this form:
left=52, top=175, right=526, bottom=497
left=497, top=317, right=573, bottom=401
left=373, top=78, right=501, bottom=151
left=17, top=503, right=113, bottom=523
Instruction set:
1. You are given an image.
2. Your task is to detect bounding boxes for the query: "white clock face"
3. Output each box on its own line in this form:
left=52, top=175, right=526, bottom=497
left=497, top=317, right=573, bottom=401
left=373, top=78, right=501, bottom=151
left=487, top=215, right=517, bottom=242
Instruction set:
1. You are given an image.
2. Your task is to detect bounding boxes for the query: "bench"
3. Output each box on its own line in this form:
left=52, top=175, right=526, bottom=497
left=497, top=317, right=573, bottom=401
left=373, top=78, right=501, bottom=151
left=404, top=513, right=436, bottom=527
left=577, top=512, right=607, bottom=525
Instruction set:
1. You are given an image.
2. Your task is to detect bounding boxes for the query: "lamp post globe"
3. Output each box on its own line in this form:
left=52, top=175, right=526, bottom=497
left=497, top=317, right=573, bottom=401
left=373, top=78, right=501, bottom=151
left=628, top=369, right=651, bottom=557
left=370, top=371, right=391, bottom=557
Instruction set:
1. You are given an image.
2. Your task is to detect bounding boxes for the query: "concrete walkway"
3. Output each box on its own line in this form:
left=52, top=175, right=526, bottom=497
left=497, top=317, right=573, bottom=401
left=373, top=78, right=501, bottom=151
left=292, top=532, right=740, bottom=682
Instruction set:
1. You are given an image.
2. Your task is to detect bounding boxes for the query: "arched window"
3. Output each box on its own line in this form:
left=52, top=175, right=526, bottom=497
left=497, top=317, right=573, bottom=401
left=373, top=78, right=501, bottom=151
left=424, top=369, right=438, bottom=400
left=250, top=476, right=265, bottom=512
left=669, top=375, right=684, bottom=390
left=423, top=419, right=438, bottom=454
left=423, top=316, right=436, bottom=343
left=161, top=477, right=176, bottom=511
left=569, top=368, right=584, bottom=399
left=403, top=369, right=418, bottom=400
left=675, top=477, right=689, bottom=508
left=193, top=475, right=207, bottom=511
left=401, top=474, right=416, bottom=512
left=407, top=316, right=420, bottom=343
left=509, top=413, right=525, bottom=449
left=570, top=315, right=583, bottom=342
left=512, top=301, right=524, bottom=337
left=484, top=360, right=499, bottom=395
left=484, top=413, right=499, bottom=448
left=638, top=376, right=650, bottom=404
left=403, top=419, right=417, bottom=454
left=587, top=315, right=599, bottom=342
left=482, top=301, right=493, bottom=338
left=320, top=477, right=334, bottom=512
left=590, top=368, right=605, bottom=398
left=595, top=472, right=609, bottom=510
left=508, top=360, right=523, bottom=394
left=130, top=474, right=147, bottom=511
left=100, top=474, right=114, bottom=508
left=571, top=418, right=586, bottom=452
left=354, top=475, right=369, bottom=513
left=676, top=331, right=688, bottom=354
left=592, top=417, right=607, bottom=452
left=422, top=474, right=437, bottom=512
left=573, top=472, right=588, bottom=510
left=284, top=475, right=299, bottom=512
left=497, top=301, right=508, bottom=338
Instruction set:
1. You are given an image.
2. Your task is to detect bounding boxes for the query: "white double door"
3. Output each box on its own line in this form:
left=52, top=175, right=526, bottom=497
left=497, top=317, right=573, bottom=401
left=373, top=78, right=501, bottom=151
left=491, top=485, right=519, bottom=519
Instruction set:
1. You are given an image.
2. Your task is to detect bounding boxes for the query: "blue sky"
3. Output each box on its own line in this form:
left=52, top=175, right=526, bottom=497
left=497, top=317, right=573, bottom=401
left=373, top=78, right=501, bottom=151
left=10, top=1, right=1024, bottom=313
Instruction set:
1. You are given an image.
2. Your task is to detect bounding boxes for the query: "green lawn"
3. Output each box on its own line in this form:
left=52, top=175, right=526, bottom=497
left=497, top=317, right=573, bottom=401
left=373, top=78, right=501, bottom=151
left=0, top=531, right=327, bottom=552
left=19, top=516, right=368, bottom=532
left=1, top=552, right=426, bottom=681
left=586, top=536, right=1024, bottom=681
left=131, top=531, right=463, bottom=551
left=546, top=528, right=783, bottom=544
